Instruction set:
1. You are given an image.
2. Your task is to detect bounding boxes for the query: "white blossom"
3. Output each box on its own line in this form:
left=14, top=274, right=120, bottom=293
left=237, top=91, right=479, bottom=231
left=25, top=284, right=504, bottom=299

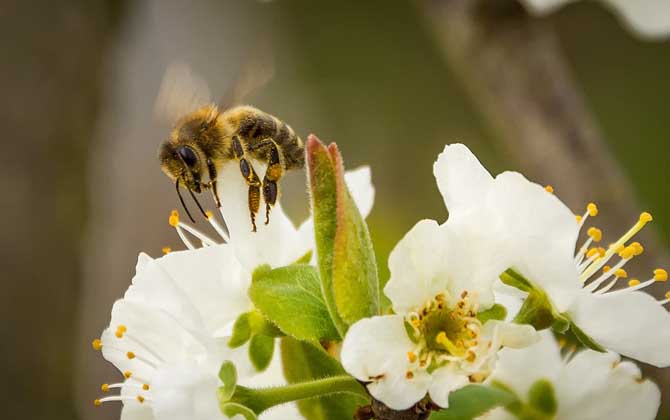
left=519, top=0, right=670, bottom=40
left=434, top=143, right=670, bottom=367
left=480, top=333, right=660, bottom=420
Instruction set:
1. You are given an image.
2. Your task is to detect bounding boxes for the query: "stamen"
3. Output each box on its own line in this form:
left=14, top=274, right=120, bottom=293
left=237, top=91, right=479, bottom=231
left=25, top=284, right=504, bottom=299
left=407, top=351, right=417, bottom=363
left=116, top=328, right=166, bottom=363
left=94, top=395, right=149, bottom=406
left=206, top=210, right=230, bottom=242
left=177, top=221, right=217, bottom=247
left=587, top=227, right=602, bottom=242
left=92, top=339, right=103, bottom=351
left=162, top=247, right=172, bottom=255
left=654, top=269, right=668, bottom=282
left=545, top=185, right=554, bottom=193
left=580, top=212, right=653, bottom=281
left=660, top=292, right=670, bottom=305
left=169, top=211, right=196, bottom=250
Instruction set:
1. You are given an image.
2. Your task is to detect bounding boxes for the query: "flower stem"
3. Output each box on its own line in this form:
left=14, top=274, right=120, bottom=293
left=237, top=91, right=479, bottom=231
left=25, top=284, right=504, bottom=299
left=230, top=374, right=369, bottom=414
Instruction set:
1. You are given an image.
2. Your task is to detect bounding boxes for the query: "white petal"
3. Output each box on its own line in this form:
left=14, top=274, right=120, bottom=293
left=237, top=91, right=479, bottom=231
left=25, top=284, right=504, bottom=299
left=556, top=350, right=660, bottom=420
left=485, top=320, right=540, bottom=349
left=120, top=380, right=154, bottom=420
left=217, top=162, right=302, bottom=270
left=486, top=332, right=562, bottom=398
left=568, top=290, right=670, bottom=367
left=605, top=0, right=670, bottom=39
left=152, top=362, right=225, bottom=420
left=341, top=315, right=430, bottom=410
left=433, top=143, right=493, bottom=220
left=344, top=166, right=375, bottom=218
left=518, top=0, right=576, bottom=15
left=385, top=220, right=449, bottom=313
left=487, top=172, right=581, bottom=310
left=428, top=365, right=470, bottom=408
left=157, top=245, right=250, bottom=337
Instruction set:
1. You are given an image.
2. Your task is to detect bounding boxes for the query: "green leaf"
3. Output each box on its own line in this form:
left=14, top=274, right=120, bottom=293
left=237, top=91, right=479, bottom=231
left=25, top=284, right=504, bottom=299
left=249, top=264, right=340, bottom=341
left=295, top=250, right=313, bottom=264
left=280, top=337, right=368, bottom=420
left=248, top=334, right=275, bottom=372
left=221, top=402, right=258, bottom=420
left=527, top=379, right=557, bottom=416
left=307, top=135, right=380, bottom=334
left=477, top=304, right=507, bottom=323
left=429, top=385, right=517, bottom=420
left=218, top=361, right=238, bottom=402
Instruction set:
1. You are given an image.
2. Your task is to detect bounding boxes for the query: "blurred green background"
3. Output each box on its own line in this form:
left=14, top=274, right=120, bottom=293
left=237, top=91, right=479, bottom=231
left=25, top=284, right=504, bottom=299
left=2, top=1, right=669, bottom=419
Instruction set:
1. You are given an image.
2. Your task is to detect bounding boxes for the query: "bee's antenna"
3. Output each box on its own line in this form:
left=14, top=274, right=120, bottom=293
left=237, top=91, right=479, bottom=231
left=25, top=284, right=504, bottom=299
left=176, top=179, right=196, bottom=223
left=187, top=187, right=208, bottom=220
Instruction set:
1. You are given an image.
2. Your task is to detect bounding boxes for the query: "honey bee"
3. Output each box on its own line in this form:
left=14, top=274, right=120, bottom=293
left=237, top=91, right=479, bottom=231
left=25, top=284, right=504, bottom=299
left=155, top=61, right=304, bottom=232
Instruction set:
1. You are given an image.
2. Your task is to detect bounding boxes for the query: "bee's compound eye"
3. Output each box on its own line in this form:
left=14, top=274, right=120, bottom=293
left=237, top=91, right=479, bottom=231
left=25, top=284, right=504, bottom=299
left=177, top=146, right=198, bottom=169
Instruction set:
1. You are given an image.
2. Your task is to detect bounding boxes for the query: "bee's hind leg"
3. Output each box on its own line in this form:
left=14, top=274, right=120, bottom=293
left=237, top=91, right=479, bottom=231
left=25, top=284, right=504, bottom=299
left=261, top=141, right=283, bottom=225
left=233, top=136, right=262, bottom=232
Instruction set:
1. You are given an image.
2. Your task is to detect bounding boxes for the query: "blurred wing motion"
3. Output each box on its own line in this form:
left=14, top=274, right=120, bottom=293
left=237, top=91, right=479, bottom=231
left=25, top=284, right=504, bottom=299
left=154, top=61, right=213, bottom=123
left=218, top=47, right=275, bottom=109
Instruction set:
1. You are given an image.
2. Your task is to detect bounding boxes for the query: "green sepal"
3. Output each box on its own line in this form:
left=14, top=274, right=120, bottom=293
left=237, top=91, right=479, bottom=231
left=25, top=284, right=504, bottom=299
left=280, top=337, right=368, bottom=420
left=477, top=304, right=507, bottom=323
left=221, top=402, right=258, bottom=420
left=248, top=334, right=275, bottom=372
left=228, top=309, right=283, bottom=349
left=569, top=320, right=606, bottom=352
left=429, top=385, right=518, bottom=420
left=500, top=269, right=533, bottom=292
left=295, top=250, right=313, bottom=264
left=249, top=263, right=340, bottom=341
left=218, top=361, right=238, bottom=402
left=528, top=379, right=558, bottom=416
left=307, top=135, right=380, bottom=335
left=228, top=312, right=252, bottom=348
left=403, top=319, right=421, bottom=343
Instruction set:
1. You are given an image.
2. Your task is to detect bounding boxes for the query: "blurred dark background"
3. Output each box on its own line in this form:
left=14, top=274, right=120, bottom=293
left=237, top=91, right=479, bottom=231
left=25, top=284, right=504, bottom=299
left=2, top=1, right=669, bottom=419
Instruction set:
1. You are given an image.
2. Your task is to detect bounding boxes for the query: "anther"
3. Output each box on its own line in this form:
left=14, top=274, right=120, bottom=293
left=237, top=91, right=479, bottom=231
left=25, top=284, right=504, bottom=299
left=101, top=384, right=110, bottom=392
left=92, top=339, right=103, bottom=351
left=137, top=396, right=145, bottom=403
left=143, top=384, right=150, bottom=391
left=405, top=371, right=414, bottom=380
left=407, top=351, right=417, bottom=363
left=124, top=371, right=133, bottom=379
left=168, top=210, right=179, bottom=227
left=640, top=212, right=653, bottom=223
left=628, top=279, right=640, bottom=287
left=575, top=215, right=583, bottom=223
left=205, top=210, right=213, bottom=219
left=630, top=242, right=644, bottom=256
left=127, top=351, right=136, bottom=359
left=587, top=203, right=598, bottom=217
left=94, top=399, right=102, bottom=407
left=666, top=292, right=670, bottom=299
left=615, top=269, right=628, bottom=278
left=602, top=266, right=611, bottom=273
left=545, top=185, right=554, bottom=193
left=587, top=227, right=602, bottom=242
left=162, top=246, right=172, bottom=255
left=117, top=325, right=127, bottom=333
left=654, top=269, right=668, bottom=282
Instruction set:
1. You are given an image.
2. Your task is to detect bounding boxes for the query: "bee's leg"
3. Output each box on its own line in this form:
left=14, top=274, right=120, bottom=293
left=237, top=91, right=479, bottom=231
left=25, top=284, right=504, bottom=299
left=261, top=141, right=283, bottom=225
left=206, top=158, right=221, bottom=208
left=233, top=136, right=262, bottom=232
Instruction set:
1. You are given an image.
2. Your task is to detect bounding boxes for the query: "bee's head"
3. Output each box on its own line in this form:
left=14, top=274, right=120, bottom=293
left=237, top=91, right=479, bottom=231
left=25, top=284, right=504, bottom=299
left=159, top=141, right=205, bottom=193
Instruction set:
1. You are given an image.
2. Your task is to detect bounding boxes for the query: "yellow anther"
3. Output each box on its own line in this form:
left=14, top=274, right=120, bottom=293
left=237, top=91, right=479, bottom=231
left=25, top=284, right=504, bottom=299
left=587, top=227, right=602, bottom=242
left=411, top=319, right=421, bottom=328
left=407, top=351, right=417, bottom=363
left=143, top=384, right=150, bottom=391
left=628, top=279, right=640, bottom=287
left=575, top=215, right=583, bottom=223
left=602, top=266, right=611, bottom=273
left=654, top=269, right=668, bottom=282
left=405, top=371, right=414, bottom=380
left=630, top=242, right=644, bottom=256
left=101, top=383, right=110, bottom=392
left=117, top=325, right=127, bottom=333
left=614, top=243, right=625, bottom=253
left=162, top=246, right=172, bottom=255
left=92, top=339, right=103, bottom=351
left=619, top=246, right=636, bottom=259
left=124, top=371, right=133, bottom=379
left=666, top=291, right=670, bottom=299
left=205, top=210, right=214, bottom=219
left=545, top=185, right=554, bottom=193
left=586, top=248, right=599, bottom=258
left=168, top=210, right=179, bottom=227
left=137, top=396, right=145, bottom=404
left=615, top=269, right=628, bottom=278
left=127, top=352, right=136, bottom=360
left=94, top=399, right=102, bottom=407
left=436, top=331, right=448, bottom=345
left=639, top=212, right=653, bottom=223
left=587, top=203, right=598, bottom=217
left=115, top=330, right=124, bottom=339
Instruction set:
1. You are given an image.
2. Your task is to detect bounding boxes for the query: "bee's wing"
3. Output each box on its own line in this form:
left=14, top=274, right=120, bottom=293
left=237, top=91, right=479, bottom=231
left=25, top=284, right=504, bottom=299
left=218, top=43, right=275, bottom=109
left=154, top=61, right=213, bottom=123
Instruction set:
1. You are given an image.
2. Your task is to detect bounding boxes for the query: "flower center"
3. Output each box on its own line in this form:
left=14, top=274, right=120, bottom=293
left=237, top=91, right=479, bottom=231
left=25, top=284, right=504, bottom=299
left=406, top=291, right=483, bottom=372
